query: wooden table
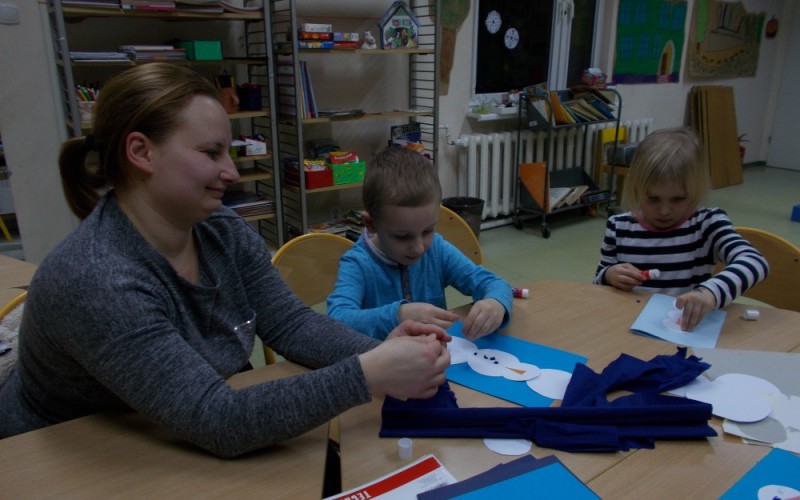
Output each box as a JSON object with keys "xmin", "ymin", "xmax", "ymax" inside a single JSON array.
[
  {"xmin": 338, "ymin": 280, "xmax": 800, "ymax": 499},
  {"xmin": 0, "ymin": 362, "xmax": 332, "ymax": 498}
]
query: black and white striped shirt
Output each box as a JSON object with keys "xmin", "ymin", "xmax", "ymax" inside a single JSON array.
[{"xmin": 593, "ymin": 207, "xmax": 769, "ymax": 308}]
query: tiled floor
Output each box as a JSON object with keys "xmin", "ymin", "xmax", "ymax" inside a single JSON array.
[{"xmin": 447, "ymin": 165, "xmax": 800, "ymax": 309}]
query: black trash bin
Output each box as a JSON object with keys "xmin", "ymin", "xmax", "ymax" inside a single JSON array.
[{"xmin": 442, "ymin": 196, "xmax": 484, "ymax": 239}]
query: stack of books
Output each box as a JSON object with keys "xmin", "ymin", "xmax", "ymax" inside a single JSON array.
[
  {"xmin": 119, "ymin": 45, "xmax": 187, "ymax": 62},
  {"xmin": 222, "ymin": 190, "xmax": 275, "ymax": 218},
  {"xmin": 120, "ymin": 0, "xmax": 177, "ymax": 11}
]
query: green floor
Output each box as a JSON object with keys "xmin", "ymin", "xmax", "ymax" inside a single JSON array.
[{"xmin": 449, "ymin": 165, "xmax": 800, "ymax": 309}]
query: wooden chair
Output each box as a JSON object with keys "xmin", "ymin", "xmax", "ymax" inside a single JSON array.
[
  {"xmin": 266, "ymin": 233, "xmax": 354, "ymax": 363},
  {"xmin": 437, "ymin": 205, "xmax": 483, "ymax": 265},
  {"xmin": 0, "ymin": 290, "xmax": 26, "ymax": 385},
  {"xmin": 713, "ymin": 227, "xmax": 800, "ymax": 312},
  {"xmin": 594, "ymin": 126, "xmax": 628, "ymax": 198}
]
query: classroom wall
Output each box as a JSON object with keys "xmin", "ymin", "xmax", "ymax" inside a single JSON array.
[
  {"xmin": 436, "ymin": 0, "xmax": 794, "ymax": 197},
  {"xmin": 0, "ymin": 0, "xmax": 794, "ymax": 261},
  {"xmin": 0, "ymin": 1, "xmax": 76, "ymax": 264}
]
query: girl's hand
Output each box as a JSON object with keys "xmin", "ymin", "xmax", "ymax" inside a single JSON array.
[
  {"xmin": 461, "ymin": 298, "xmax": 504, "ymax": 340},
  {"xmin": 675, "ymin": 287, "xmax": 716, "ymax": 331},
  {"xmin": 604, "ymin": 263, "xmax": 645, "ymax": 291}
]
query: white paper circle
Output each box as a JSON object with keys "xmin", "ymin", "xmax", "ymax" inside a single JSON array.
[
  {"xmin": 758, "ymin": 485, "xmax": 800, "ymax": 500},
  {"xmin": 668, "ymin": 375, "xmax": 712, "ymax": 397},
  {"xmin": 685, "ymin": 373, "xmax": 778, "ymax": 422},
  {"xmin": 527, "ymin": 368, "xmax": 572, "ymax": 399},
  {"xmin": 484, "ymin": 438, "xmax": 532, "ymax": 456},
  {"xmin": 467, "ymin": 349, "xmax": 520, "ymax": 377},
  {"xmin": 447, "ymin": 336, "xmax": 478, "ymax": 364}
]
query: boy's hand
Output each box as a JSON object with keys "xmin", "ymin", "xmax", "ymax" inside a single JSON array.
[
  {"xmin": 604, "ymin": 263, "xmax": 645, "ymax": 291},
  {"xmin": 359, "ymin": 333, "xmax": 450, "ymax": 400},
  {"xmin": 386, "ymin": 319, "xmax": 451, "ymax": 343},
  {"xmin": 398, "ymin": 302, "xmax": 459, "ymax": 331},
  {"xmin": 675, "ymin": 288, "xmax": 716, "ymax": 331},
  {"xmin": 461, "ymin": 298, "xmax": 504, "ymax": 340}
]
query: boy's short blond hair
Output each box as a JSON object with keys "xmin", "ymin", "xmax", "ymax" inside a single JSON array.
[
  {"xmin": 622, "ymin": 127, "xmax": 710, "ymax": 212},
  {"xmin": 363, "ymin": 147, "xmax": 442, "ymax": 223}
]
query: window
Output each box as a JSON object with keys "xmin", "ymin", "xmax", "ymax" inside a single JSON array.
[{"xmin": 473, "ymin": 0, "xmax": 599, "ymax": 98}]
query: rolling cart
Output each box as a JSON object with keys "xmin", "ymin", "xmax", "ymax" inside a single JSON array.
[{"xmin": 512, "ymin": 84, "xmax": 622, "ymax": 237}]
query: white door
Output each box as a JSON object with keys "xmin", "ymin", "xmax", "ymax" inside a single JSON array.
[{"xmin": 767, "ymin": 5, "xmax": 800, "ymax": 171}]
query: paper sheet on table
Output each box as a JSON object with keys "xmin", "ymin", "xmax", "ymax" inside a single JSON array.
[
  {"xmin": 719, "ymin": 449, "xmax": 800, "ymax": 499},
  {"xmin": 418, "ymin": 455, "xmax": 599, "ymax": 499},
  {"xmin": 630, "ymin": 293, "xmax": 725, "ymax": 348},
  {"xmin": 445, "ymin": 322, "xmax": 587, "ymax": 407},
  {"xmin": 323, "ymin": 454, "xmax": 455, "ymax": 500}
]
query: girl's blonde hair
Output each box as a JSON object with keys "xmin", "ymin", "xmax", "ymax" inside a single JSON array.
[{"xmin": 622, "ymin": 127, "xmax": 710, "ymax": 212}]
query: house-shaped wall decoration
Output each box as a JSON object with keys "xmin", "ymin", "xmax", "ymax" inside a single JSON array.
[{"xmin": 377, "ymin": 1, "xmax": 419, "ymax": 49}]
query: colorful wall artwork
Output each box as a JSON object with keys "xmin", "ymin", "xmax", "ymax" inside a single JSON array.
[
  {"xmin": 687, "ymin": 0, "xmax": 766, "ymax": 77},
  {"xmin": 613, "ymin": 0, "xmax": 688, "ymax": 84}
]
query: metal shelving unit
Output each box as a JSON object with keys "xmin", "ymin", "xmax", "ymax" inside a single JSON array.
[
  {"xmin": 268, "ymin": 0, "xmax": 439, "ymax": 240},
  {"xmin": 46, "ymin": 0, "xmax": 283, "ymax": 247}
]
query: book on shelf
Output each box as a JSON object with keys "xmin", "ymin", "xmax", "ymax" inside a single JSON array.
[
  {"xmin": 120, "ymin": 0, "xmax": 177, "ymax": 11},
  {"xmin": 175, "ymin": 0, "xmax": 224, "ymax": 13},
  {"xmin": 548, "ymin": 185, "xmax": 589, "ymax": 210},
  {"xmin": 62, "ymin": 0, "xmax": 119, "ymax": 8},
  {"xmin": 222, "ymin": 190, "xmax": 275, "ymax": 217},
  {"xmin": 219, "ymin": 1, "xmax": 262, "ymax": 13},
  {"xmin": 549, "ymin": 90, "xmax": 576, "ymax": 125},
  {"xmin": 390, "ymin": 122, "xmax": 422, "ymax": 146},
  {"xmin": 317, "ymin": 109, "xmax": 365, "ymax": 119},
  {"xmin": 69, "ymin": 51, "xmax": 131, "ymax": 62},
  {"xmin": 308, "ymin": 221, "xmax": 349, "ymax": 235}
]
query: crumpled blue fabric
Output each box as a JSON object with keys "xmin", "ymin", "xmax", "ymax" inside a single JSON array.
[{"xmin": 380, "ymin": 347, "xmax": 716, "ymax": 452}]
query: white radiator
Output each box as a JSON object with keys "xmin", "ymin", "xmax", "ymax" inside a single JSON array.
[{"xmin": 455, "ymin": 118, "xmax": 653, "ymax": 220}]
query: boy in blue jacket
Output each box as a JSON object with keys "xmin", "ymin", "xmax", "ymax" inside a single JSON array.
[{"xmin": 328, "ymin": 147, "xmax": 512, "ymax": 340}]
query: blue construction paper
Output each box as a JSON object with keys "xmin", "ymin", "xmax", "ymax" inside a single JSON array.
[
  {"xmin": 446, "ymin": 322, "xmax": 587, "ymax": 407},
  {"xmin": 719, "ymin": 449, "xmax": 800, "ymax": 499},
  {"xmin": 418, "ymin": 455, "xmax": 558, "ymax": 499},
  {"xmin": 630, "ymin": 293, "xmax": 725, "ymax": 349},
  {"xmin": 449, "ymin": 458, "xmax": 599, "ymax": 499}
]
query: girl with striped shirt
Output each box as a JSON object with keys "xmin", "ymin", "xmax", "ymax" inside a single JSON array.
[{"xmin": 593, "ymin": 127, "xmax": 768, "ymax": 332}]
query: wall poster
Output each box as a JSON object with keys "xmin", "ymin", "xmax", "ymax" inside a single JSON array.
[
  {"xmin": 613, "ymin": 0, "xmax": 688, "ymax": 84},
  {"xmin": 687, "ymin": 0, "xmax": 766, "ymax": 77}
]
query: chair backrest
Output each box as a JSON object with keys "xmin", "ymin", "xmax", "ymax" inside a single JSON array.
[
  {"xmin": 595, "ymin": 126, "xmax": 628, "ymax": 171},
  {"xmin": 714, "ymin": 227, "xmax": 800, "ymax": 312},
  {"xmin": 271, "ymin": 232, "xmax": 355, "ymax": 306},
  {"xmin": 437, "ymin": 205, "xmax": 483, "ymax": 265},
  {"xmin": 263, "ymin": 233, "xmax": 354, "ymax": 364},
  {"xmin": 0, "ymin": 290, "xmax": 26, "ymax": 386}
]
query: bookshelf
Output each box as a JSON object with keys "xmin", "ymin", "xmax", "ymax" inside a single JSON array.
[
  {"xmin": 267, "ymin": 0, "xmax": 439, "ymax": 239},
  {"xmin": 46, "ymin": 0, "xmax": 284, "ymax": 247}
]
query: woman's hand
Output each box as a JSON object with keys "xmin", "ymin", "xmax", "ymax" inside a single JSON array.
[
  {"xmin": 359, "ymin": 327, "xmax": 450, "ymax": 400},
  {"xmin": 675, "ymin": 287, "xmax": 716, "ymax": 331},
  {"xmin": 461, "ymin": 298, "xmax": 504, "ymax": 340}
]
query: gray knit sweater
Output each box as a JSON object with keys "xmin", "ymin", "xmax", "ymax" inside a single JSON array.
[{"xmin": 0, "ymin": 194, "xmax": 379, "ymax": 457}]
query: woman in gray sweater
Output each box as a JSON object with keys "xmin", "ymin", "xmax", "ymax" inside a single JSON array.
[{"xmin": 0, "ymin": 63, "xmax": 450, "ymax": 457}]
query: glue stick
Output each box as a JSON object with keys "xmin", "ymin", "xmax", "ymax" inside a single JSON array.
[
  {"xmin": 512, "ymin": 287, "xmax": 529, "ymax": 299},
  {"xmin": 641, "ymin": 269, "xmax": 661, "ymax": 280}
]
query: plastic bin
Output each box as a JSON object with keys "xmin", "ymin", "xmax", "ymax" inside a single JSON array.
[{"xmin": 442, "ymin": 196, "xmax": 484, "ymax": 239}]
